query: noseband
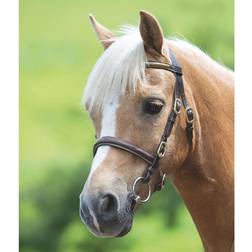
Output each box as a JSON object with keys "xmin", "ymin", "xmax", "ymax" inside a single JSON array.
[{"xmin": 93, "ymin": 49, "xmax": 194, "ymax": 203}]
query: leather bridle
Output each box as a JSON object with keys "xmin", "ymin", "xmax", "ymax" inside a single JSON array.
[{"xmin": 93, "ymin": 49, "xmax": 194, "ymax": 203}]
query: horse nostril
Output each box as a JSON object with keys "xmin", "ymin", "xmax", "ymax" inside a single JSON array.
[{"xmin": 98, "ymin": 193, "xmax": 118, "ymax": 215}]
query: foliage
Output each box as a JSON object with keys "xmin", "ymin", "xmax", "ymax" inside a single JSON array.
[{"xmin": 20, "ymin": 0, "xmax": 233, "ymax": 251}]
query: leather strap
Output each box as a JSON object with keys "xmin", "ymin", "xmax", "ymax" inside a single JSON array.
[
  {"xmin": 93, "ymin": 136, "xmax": 155, "ymax": 165},
  {"xmin": 145, "ymin": 62, "xmax": 182, "ymax": 75}
]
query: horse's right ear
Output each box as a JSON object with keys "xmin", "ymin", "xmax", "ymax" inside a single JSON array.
[{"xmin": 88, "ymin": 14, "xmax": 115, "ymax": 49}]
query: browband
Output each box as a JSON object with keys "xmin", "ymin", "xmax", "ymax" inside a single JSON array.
[{"xmin": 145, "ymin": 62, "xmax": 182, "ymax": 75}]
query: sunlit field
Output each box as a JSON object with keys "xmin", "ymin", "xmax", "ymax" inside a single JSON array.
[{"xmin": 20, "ymin": 0, "xmax": 233, "ymax": 251}]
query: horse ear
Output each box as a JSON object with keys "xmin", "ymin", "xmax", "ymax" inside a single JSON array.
[
  {"xmin": 139, "ymin": 10, "xmax": 164, "ymax": 56},
  {"xmin": 88, "ymin": 14, "xmax": 115, "ymax": 49}
]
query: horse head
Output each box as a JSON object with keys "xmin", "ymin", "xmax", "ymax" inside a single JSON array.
[{"xmin": 79, "ymin": 11, "xmax": 192, "ymax": 237}]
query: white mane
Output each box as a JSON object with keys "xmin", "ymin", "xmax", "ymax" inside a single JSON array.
[
  {"xmin": 83, "ymin": 27, "xmax": 146, "ymax": 111},
  {"xmin": 83, "ymin": 27, "xmax": 233, "ymax": 112}
]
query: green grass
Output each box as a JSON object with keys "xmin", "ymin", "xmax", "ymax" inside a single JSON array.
[{"xmin": 20, "ymin": 0, "xmax": 233, "ymax": 251}]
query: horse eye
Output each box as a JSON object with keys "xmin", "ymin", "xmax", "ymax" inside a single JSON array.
[{"xmin": 143, "ymin": 100, "xmax": 164, "ymax": 115}]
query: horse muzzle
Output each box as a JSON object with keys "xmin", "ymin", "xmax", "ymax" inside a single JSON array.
[{"xmin": 79, "ymin": 192, "xmax": 135, "ymax": 237}]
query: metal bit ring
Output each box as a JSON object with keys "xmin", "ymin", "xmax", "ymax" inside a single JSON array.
[{"xmin": 132, "ymin": 176, "xmax": 151, "ymax": 203}]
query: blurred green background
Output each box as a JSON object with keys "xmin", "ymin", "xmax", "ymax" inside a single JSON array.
[{"xmin": 20, "ymin": 0, "xmax": 233, "ymax": 251}]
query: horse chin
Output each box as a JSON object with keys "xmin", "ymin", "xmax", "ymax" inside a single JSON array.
[
  {"xmin": 114, "ymin": 201, "xmax": 135, "ymax": 237},
  {"xmin": 116, "ymin": 221, "xmax": 133, "ymax": 237},
  {"xmin": 93, "ymin": 211, "xmax": 134, "ymax": 238}
]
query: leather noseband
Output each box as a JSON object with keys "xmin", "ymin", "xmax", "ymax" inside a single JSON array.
[{"xmin": 93, "ymin": 49, "xmax": 194, "ymax": 203}]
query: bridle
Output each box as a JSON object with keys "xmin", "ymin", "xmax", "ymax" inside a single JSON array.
[{"xmin": 93, "ymin": 49, "xmax": 194, "ymax": 203}]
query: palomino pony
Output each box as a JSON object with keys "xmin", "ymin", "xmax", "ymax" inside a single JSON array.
[{"xmin": 79, "ymin": 11, "xmax": 234, "ymax": 252}]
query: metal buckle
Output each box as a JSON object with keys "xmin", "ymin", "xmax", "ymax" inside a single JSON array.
[
  {"xmin": 132, "ymin": 176, "xmax": 151, "ymax": 203},
  {"xmin": 174, "ymin": 98, "xmax": 182, "ymax": 114},
  {"xmin": 161, "ymin": 173, "xmax": 166, "ymax": 187},
  {"xmin": 157, "ymin": 141, "xmax": 166, "ymax": 158},
  {"xmin": 186, "ymin": 107, "xmax": 194, "ymax": 123},
  {"xmin": 154, "ymin": 170, "xmax": 166, "ymax": 191},
  {"xmin": 159, "ymin": 169, "xmax": 166, "ymax": 189}
]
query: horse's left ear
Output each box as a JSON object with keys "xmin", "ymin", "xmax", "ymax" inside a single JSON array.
[
  {"xmin": 88, "ymin": 14, "xmax": 115, "ymax": 49},
  {"xmin": 139, "ymin": 11, "xmax": 165, "ymax": 56}
]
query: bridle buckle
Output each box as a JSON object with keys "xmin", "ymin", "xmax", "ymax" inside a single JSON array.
[
  {"xmin": 186, "ymin": 106, "xmax": 194, "ymax": 123},
  {"xmin": 161, "ymin": 173, "xmax": 166, "ymax": 187},
  {"xmin": 157, "ymin": 141, "xmax": 167, "ymax": 158},
  {"xmin": 174, "ymin": 98, "xmax": 182, "ymax": 114}
]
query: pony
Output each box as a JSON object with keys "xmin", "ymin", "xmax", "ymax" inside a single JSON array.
[{"xmin": 79, "ymin": 11, "xmax": 234, "ymax": 252}]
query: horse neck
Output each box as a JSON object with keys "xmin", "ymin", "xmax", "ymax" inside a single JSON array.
[{"xmin": 167, "ymin": 40, "xmax": 234, "ymax": 252}]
